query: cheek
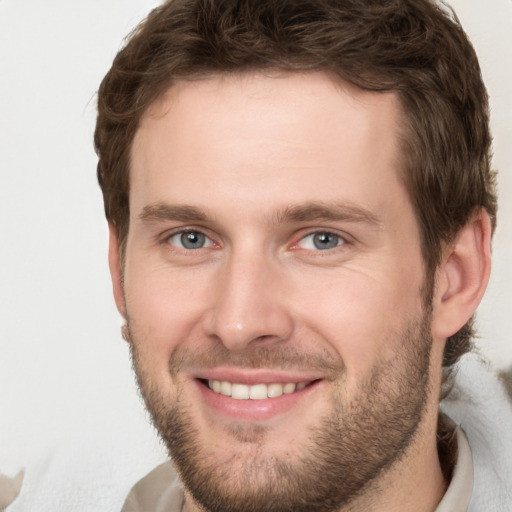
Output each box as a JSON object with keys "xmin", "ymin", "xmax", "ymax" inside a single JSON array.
[
  {"xmin": 124, "ymin": 261, "xmax": 214, "ymax": 365},
  {"xmin": 293, "ymin": 264, "xmax": 425, "ymax": 378}
]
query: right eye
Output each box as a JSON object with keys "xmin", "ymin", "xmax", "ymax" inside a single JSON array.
[
  {"xmin": 296, "ymin": 231, "xmax": 346, "ymax": 251},
  {"xmin": 167, "ymin": 230, "xmax": 214, "ymax": 250}
]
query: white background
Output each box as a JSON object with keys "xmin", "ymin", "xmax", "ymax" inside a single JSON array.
[{"xmin": 1, "ymin": 0, "xmax": 511, "ymax": 487}]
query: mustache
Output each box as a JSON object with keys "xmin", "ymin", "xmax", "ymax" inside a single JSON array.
[{"xmin": 168, "ymin": 343, "xmax": 344, "ymax": 379}]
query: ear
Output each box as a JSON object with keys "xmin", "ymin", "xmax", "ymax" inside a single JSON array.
[
  {"xmin": 108, "ymin": 222, "xmax": 127, "ymax": 319},
  {"xmin": 431, "ymin": 209, "xmax": 492, "ymax": 339}
]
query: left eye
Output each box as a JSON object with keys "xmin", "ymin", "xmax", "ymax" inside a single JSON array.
[
  {"xmin": 297, "ymin": 232, "xmax": 345, "ymax": 250},
  {"xmin": 168, "ymin": 231, "xmax": 213, "ymax": 250}
]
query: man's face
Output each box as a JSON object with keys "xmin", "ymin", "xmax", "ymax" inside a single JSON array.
[{"xmin": 117, "ymin": 72, "xmax": 436, "ymax": 511}]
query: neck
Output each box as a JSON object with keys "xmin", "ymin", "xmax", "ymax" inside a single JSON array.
[{"xmin": 348, "ymin": 421, "xmax": 447, "ymax": 511}]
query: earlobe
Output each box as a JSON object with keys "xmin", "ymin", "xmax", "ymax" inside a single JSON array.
[
  {"xmin": 108, "ymin": 223, "xmax": 127, "ymax": 318},
  {"xmin": 431, "ymin": 209, "xmax": 492, "ymax": 339}
]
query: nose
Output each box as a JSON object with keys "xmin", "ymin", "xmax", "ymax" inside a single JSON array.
[{"xmin": 202, "ymin": 250, "xmax": 294, "ymax": 352}]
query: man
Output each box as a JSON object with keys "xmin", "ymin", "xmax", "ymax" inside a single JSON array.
[{"xmin": 94, "ymin": 0, "xmax": 511, "ymax": 511}]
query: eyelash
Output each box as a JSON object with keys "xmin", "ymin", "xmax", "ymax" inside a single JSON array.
[
  {"xmin": 294, "ymin": 231, "xmax": 347, "ymax": 251},
  {"xmin": 161, "ymin": 228, "xmax": 350, "ymax": 253},
  {"xmin": 164, "ymin": 229, "xmax": 216, "ymax": 250}
]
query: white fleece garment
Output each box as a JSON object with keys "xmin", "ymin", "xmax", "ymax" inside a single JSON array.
[{"xmin": 440, "ymin": 352, "xmax": 512, "ymax": 510}]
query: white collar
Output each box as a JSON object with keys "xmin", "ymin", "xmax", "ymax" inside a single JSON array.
[{"xmin": 435, "ymin": 426, "xmax": 473, "ymax": 512}]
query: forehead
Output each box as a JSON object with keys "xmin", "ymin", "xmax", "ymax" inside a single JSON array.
[
  {"xmin": 139, "ymin": 72, "xmax": 401, "ymax": 155},
  {"xmin": 130, "ymin": 71, "xmax": 408, "ymax": 222}
]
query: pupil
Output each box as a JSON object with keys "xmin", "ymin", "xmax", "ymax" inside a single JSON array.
[
  {"xmin": 181, "ymin": 231, "xmax": 204, "ymax": 249},
  {"xmin": 313, "ymin": 232, "xmax": 337, "ymax": 250}
]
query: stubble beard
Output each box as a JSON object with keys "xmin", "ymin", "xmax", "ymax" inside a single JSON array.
[{"xmin": 128, "ymin": 313, "xmax": 433, "ymax": 512}]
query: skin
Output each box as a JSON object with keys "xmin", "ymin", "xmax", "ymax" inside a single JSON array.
[{"xmin": 109, "ymin": 72, "xmax": 492, "ymax": 511}]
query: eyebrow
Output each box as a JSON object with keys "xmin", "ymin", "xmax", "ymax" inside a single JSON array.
[
  {"xmin": 139, "ymin": 203, "xmax": 208, "ymax": 223},
  {"xmin": 272, "ymin": 202, "xmax": 382, "ymax": 227},
  {"xmin": 138, "ymin": 201, "xmax": 381, "ymax": 228}
]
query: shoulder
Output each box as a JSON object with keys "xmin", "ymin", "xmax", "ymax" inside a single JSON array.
[{"xmin": 440, "ymin": 353, "xmax": 512, "ymax": 510}]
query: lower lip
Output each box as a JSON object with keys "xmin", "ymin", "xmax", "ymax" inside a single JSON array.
[{"xmin": 194, "ymin": 379, "xmax": 321, "ymax": 422}]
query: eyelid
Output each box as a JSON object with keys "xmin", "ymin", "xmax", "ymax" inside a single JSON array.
[
  {"xmin": 158, "ymin": 226, "xmax": 352, "ymax": 252},
  {"xmin": 293, "ymin": 229, "xmax": 351, "ymax": 251},
  {"xmin": 161, "ymin": 226, "xmax": 218, "ymax": 249}
]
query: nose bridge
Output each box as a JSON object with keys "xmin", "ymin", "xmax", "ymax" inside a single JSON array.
[{"xmin": 206, "ymin": 246, "xmax": 292, "ymax": 351}]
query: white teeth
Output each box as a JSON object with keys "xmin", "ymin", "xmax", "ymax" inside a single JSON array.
[
  {"xmin": 249, "ymin": 384, "xmax": 268, "ymax": 400},
  {"xmin": 267, "ymin": 383, "xmax": 285, "ymax": 398},
  {"xmin": 220, "ymin": 381, "xmax": 232, "ymax": 396},
  {"xmin": 208, "ymin": 380, "xmax": 310, "ymax": 399},
  {"xmin": 231, "ymin": 383, "xmax": 250, "ymax": 399},
  {"xmin": 283, "ymin": 382, "xmax": 296, "ymax": 394}
]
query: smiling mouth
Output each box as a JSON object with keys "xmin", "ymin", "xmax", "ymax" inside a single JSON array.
[{"xmin": 206, "ymin": 380, "xmax": 315, "ymax": 400}]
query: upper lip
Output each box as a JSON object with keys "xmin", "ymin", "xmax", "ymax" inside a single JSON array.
[{"xmin": 190, "ymin": 367, "xmax": 324, "ymax": 385}]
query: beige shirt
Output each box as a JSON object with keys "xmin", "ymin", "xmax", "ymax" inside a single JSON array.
[
  {"xmin": 0, "ymin": 471, "xmax": 24, "ymax": 512},
  {"xmin": 121, "ymin": 427, "xmax": 473, "ymax": 512}
]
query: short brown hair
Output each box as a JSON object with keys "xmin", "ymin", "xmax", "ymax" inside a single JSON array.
[{"xmin": 95, "ymin": 0, "xmax": 497, "ymax": 372}]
